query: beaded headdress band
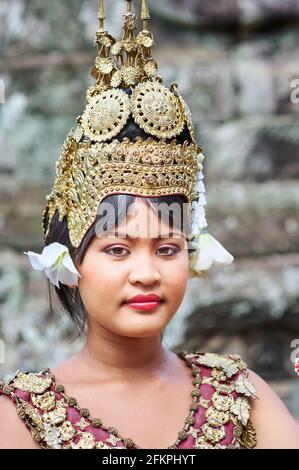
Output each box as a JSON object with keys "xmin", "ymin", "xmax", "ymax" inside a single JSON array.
[{"xmin": 35, "ymin": 0, "xmax": 234, "ymax": 286}]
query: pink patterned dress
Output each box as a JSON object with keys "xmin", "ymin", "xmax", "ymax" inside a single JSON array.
[{"xmin": 0, "ymin": 350, "xmax": 258, "ymax": 449}]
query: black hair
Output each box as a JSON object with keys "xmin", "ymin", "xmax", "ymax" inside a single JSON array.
[{"xmin": 44, "ymin": 118, "xmax": 196, "ymax": 336}]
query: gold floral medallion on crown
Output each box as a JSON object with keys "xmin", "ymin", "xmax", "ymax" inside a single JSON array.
[
  {"xmin": 131, "ymin": 81, "xmax": 186, "ymax": 139},
  {"xmin": 81, "ymin": 89, "xmax": 131, "ymax": 142}
]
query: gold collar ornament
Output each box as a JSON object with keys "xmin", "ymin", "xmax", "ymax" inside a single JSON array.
[{"xmin": 40, "ymin": 0, "xmax": 234, "ymax": 280}]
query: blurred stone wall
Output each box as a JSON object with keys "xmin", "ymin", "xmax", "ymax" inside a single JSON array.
[{"xmin": 0, "ymin": 0, "xmax": 298, "ymax": 417}]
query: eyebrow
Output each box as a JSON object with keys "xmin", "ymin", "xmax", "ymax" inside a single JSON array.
[{"xmin": 104, "ymin": 231, "xmax": 185, "ymax": 240}]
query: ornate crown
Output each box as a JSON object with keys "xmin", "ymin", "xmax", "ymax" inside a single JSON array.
[{"xmin": 42, "ymin": 0, "xmax": 234, "ymax": 277}]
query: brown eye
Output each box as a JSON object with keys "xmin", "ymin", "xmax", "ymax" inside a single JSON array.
[
  {"xmin": 104, "ymin": 246, "xmax": 129, "ymax": 257},
  {"xmin": 157, "ymin": 246, "xmax": 180, "ymax": 256}
]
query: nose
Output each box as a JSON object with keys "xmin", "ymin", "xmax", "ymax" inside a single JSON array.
[{"xmin": 128, "ymin": 253, "xmax": 162, "ymax": 285}]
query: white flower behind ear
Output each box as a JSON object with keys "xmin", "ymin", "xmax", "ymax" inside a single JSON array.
[{"xmin": 24, "ymin": 242, "xmax": 81, "ymax": 288}]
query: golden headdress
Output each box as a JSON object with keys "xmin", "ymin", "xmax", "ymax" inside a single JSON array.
[{"xmin": 41, "ymin": 0, "xmax": 234, "ymax": 279}]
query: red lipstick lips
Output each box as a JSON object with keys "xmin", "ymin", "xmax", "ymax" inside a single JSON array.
[{"xmin": 123, "ymin": 294, "xmax": 164, "ymax": 312}]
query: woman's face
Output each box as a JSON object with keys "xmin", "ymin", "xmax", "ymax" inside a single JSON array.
[{"xmin": 77, "ymin": 197, "xmax": 189, "ymax": 338}]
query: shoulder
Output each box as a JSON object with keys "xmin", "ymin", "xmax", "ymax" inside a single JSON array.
[
  {"xmin": 187, "ymin": 350, "xmax": 299, "ymax": 448},
  {"xmin": 246, "ymin": 368, "xmax": 299, "ymax": 449},
  {"xmin": 0, "ymin": 370, "xmax": 44, "ymax": 449}
]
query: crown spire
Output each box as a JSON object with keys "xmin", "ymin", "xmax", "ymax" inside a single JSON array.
[
  {"xmin": 122, "ymin": 0, "xmax": 137, "ymax": 41},
  {"xmin": 126, "ymin": 0, "xmax": 133, "ymax": 13},
  {"xmin": 98, "ymin": 0, "xmax": 105, "ymax": 30},
  {"xmin": 141, "ymin": 0, "xmax": 150, "ymax": 31}
]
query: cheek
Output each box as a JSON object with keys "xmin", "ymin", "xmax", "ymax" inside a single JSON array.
[
  {"xmin": 77, "ymin": 258, "xmax": 114, "ymax": 318},
  {"xmin": 77, "ymin": 254, "xmax": 107, "ymax": 299},
  {"xmin": 162, "ymin": 252, "xmax": 189, "ymax": 296},
  {"xmin": 79, "ymin": 250, "xmax": 114, "ymax": 281},
  {"xmin": 176, "ymin": 248, "xmax": 190, "ymax": 276},
  {"xmin": 77, "ymin": 252, "xmax": 124, "ymax": 307},
  {"xmin": 79, "ymin": 260, "xmax": 100, "ymax": 286}
]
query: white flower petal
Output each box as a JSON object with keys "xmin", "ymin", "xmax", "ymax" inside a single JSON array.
[
  {"xmin": 198, "ymin": 215, "xmax": 208, "ymax": 229},
  {"xmin": 198, "ymin": 194, "xmax": 206, "ymax": 205},
  {"xmin": 41, "ymin": 243, "xmax": 69, "ymax": 268},
  {"xmin": 194, "ymin": 246, "xmax": 214, "ymax": 270},
  {"xmin": 196, "ymin": 181, "xmax": 205, "ymax": 192},
  {"xmin": 45, "ymin": 267, "xmax": 60, "ymax": 288},
  {"xmin": 189, "ymin": 232, "xmax": 234, "ymax": 271},
  {"xmin": 24, "ymin": 242, "xmax": 80, "ymax": 288},
  {"xmin": 62, "ymin": 253, "xmax": 81, "ymax": 276},
  {"xmin": 58, "ymin": 269, "xmax": 80, "ymax": 287},
  {"xmin": 206, "ymin": 234, "xmax": 235, "ymax": 266},
  {"xmin": 24, "ymin": 251, "xmax": 45, "ymax": 271}
]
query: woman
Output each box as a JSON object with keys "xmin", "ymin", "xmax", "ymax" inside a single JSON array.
[
  {"xmin": 1, "ymin": 0, "xmax": 299, "ymax": 450},
  {"xmin": 1, "ymin": 191, "xmax": 299, "ymax": 449}
]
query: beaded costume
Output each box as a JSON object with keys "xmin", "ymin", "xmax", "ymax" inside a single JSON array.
[{"xmin": 0, "ymin": 352, "xmax": 258, "ymax": 449}]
